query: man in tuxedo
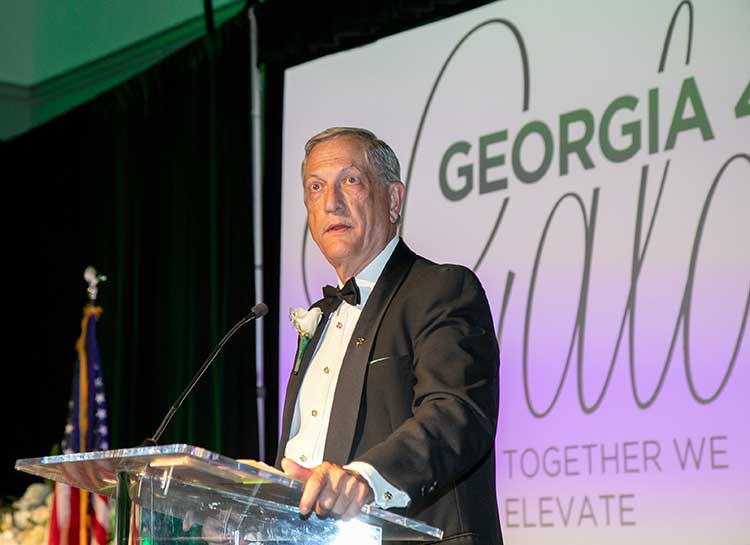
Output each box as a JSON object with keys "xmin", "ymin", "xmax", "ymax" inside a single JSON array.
[{"xmin": 278, "ymin": 127, "xmax": 502, "ymax": 545}]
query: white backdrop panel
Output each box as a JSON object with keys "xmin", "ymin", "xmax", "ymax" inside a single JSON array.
[{"xmin": 279, "ymin": 1, "xmax": 750, "ymax": 543}]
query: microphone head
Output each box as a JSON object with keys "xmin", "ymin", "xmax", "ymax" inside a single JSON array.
[{"xmin": 251, "ymin": 302, "xmax": 269, "ymax": 318}]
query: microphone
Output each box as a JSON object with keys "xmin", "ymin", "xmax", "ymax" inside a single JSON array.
[{"xmin": 141, "ymin": 303, "xmax": 268, "ymax": 446}]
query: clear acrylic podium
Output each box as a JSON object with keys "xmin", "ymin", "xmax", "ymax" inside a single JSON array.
[{"xmin": 15, "ymin": 444, "xmax": 442, "ymax": 544}]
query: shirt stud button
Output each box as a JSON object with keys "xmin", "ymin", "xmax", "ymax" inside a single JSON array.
[
  {"xmin": 323, "ymin": 366, "xmax": 330, "ymax": 374},
  {"xmin": 299, "ymin": 455, "xmax": 306, "ymax": 462},
  {"xmin": 336, "ymin": 321, "xmax": 343, "ymax": 329},
  {"xmin": 311, "ymin": 409, "xmax": 318, "ymax": 417},
  {"xmin": 383, "ymin": 491, "xmax": 392, "ymax": 501}
]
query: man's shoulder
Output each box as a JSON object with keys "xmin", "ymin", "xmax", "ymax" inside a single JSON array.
[
  {"xmin": 396, "ymin": 240, "xmax": 473, "ymax": 274},
  {"xmin": 408, "ymin": 250, "xmax": 482, "ymax": 286},
  {"xmin": 398, "ymin": 250, "xmax": 489, "ymax": 310}
]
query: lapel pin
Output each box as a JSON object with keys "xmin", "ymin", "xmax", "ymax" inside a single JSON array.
[{"xmin": 355, "ymin": 337, "xmax": 365, "ymax": 346}]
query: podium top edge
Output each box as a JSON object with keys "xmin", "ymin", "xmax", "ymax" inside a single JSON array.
[{"xmin": 15, "ymin": 443, "xmax": 215, "ymax": 468}]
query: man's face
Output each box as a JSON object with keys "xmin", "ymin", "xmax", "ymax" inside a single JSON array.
[{"xmin": 303, "ymin": 136, "xmax": 403, "ymax": 278}]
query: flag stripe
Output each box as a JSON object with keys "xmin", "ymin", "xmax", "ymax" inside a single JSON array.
[
  {"xmin": 48, "ymin": 487, "xmax": 59, "ymax": 545},
  {"xmin": 91, "ymin": 495, "xmax": 108, "ymax": 545}
]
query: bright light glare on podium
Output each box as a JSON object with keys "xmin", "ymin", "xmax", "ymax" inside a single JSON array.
[{"xmin": 332, "ymin": 519, "xmax": 381, "ymax": 545}]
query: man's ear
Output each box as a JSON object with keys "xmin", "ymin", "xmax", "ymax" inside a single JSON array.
[{"xmin": 388, "ymin": 181, "xmax": 405, "ymax": 224}]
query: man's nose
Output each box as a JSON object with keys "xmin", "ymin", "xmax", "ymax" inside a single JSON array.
[{"xmin": 323, "ymin": 183, "xmax": 344, "ymax": 213}]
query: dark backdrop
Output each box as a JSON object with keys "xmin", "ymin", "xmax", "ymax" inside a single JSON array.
[{"xmin": 2, "ymin": 13, "xmax": 257, "ymax": 496}]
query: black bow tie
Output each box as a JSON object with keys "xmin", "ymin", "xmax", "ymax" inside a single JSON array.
[{"xmin": 322, "ymin": 277, "xmax": 361, "ymax": 311}]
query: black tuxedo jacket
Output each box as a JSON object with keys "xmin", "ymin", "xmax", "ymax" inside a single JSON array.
[{"xmin": 278, "ymin": 240, "xmax": 502, "ymax": 545}]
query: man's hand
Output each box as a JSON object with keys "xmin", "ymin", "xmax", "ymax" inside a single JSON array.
[{"xmin": 281, "ymin": 458, "xmax": 374, "ymax": 519}]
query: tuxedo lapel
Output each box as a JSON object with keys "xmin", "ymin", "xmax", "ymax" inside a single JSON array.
[
  {"xmin": 323, "ymin": 241, "xmax": 416, "ymax": 465},
  {"xmin": 276, "ymin": 307, "xmax": 330, "ymax": 467}
]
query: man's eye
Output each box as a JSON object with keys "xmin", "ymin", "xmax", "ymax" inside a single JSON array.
[
  {"xmin": 346, "ymin": 176, "xmax": 359, "ymax": 184},
  {"xmin": 310, "ymin": 182, "xmax": 322, "ymax": 191}
]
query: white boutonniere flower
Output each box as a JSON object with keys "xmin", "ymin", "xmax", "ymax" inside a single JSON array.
[
  {"xmin": 289, "ymin": 307, "xmax": 322, "ymax": 374},
  {"xmin": 290, "ymin": 307, "xmax": 322, "ymax": 338}
]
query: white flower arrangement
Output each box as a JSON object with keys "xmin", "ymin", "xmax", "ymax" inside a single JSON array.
[
  {"xmin": 0, "ymin": 483, "xmax": 51, "ymax": 545},
  {"xmin": 1, "ymin": 483, "xmax": 116, "ymax": 545}
]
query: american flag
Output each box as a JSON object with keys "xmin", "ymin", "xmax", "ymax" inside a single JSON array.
[{"xmin": 47, "ymin": 305, "xmax": 110, "ymax": 545}]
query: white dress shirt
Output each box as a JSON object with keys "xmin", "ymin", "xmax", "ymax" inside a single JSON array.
[{"xmin": 284, "ymin": 235, "xmax": 410, "ymax": 509}]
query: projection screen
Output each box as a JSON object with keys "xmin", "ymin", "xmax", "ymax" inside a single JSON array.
[{"xmin": 278, "ymin": 1, "xmax": 749, "ymax": 543}]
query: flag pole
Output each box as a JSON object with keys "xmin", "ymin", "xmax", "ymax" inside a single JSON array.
[
  {"xmin": 78, "ymin": 267, "xmax": 107, "ymax": 545},
  {"xmin": 83, "ymin": 266, "xmax": 106, "ymax": 305},
  {"xmin": 76, "ymin": 265, "xmax": 107, "ymax": 545}
]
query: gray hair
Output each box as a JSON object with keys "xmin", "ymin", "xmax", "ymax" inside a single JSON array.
[{"xmin": 301, "ymin": 127, "xmax": 401, "ymax": 185}]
